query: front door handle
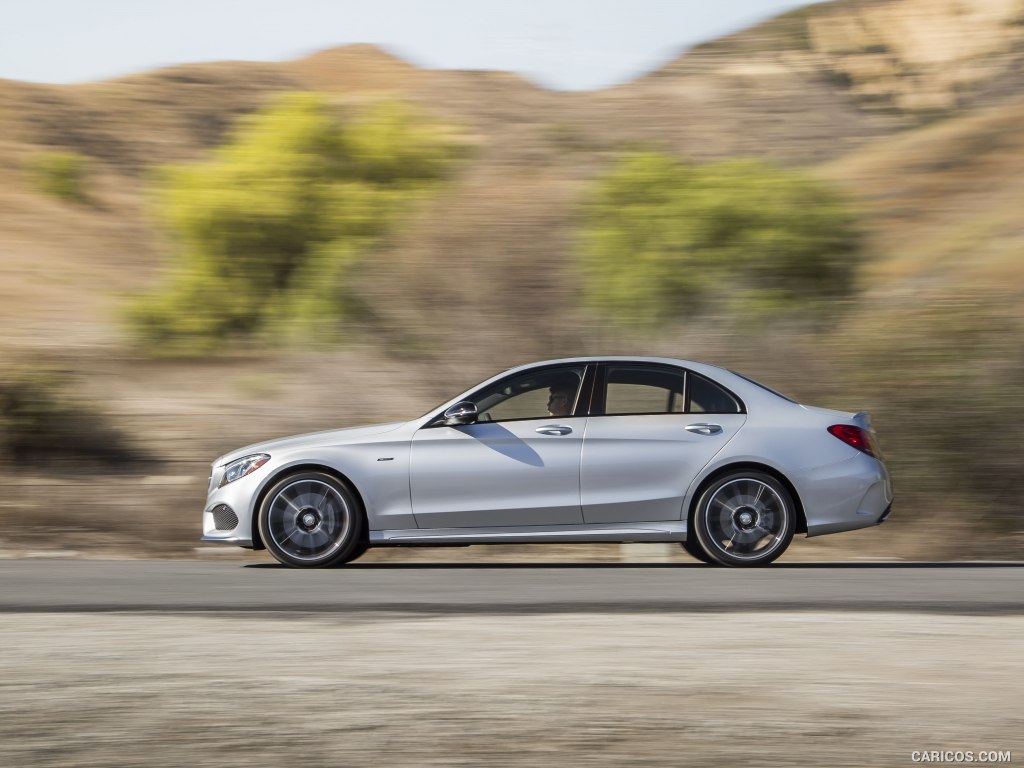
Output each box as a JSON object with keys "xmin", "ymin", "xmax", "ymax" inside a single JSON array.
[
  {"xmin": 536, "ymin": 425, "xmax": 573, "ymax": 436},
  {"xmin": 685, "ymin": 423, "xmax": 723, "ymax": 436}
]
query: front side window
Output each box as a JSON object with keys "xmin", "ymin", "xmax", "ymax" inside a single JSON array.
[
  {"xmin": 604, "ymin": 365, "xmax": 686, "ymax": 415},
  {"xmin": 471, "ymin": 366, "xmax": 586, "ymax": 422}
]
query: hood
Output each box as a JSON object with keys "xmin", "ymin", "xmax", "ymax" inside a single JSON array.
[{"xmin": 214, "ymin": 421, "xmax": 405, "ymax": 466}]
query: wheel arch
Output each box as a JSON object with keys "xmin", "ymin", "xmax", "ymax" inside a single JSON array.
[
  {"xmin": 250, "ymin": 463, "xmax": 368, "ymax": 551},
  {"xmin": 686, "ymin": 462, "xmax": 807, "ymax": 540}
]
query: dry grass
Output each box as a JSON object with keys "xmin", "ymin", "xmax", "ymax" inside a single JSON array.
[{"xmin": 1, "ymin": 612, "xmax": 1020, "ymax": 766}]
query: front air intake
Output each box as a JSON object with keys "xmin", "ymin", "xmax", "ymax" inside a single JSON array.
[{"xmin": 212, "ymin": 504, "xmax": 239, "ymax": 531}]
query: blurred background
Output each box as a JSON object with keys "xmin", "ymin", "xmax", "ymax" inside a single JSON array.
[{"xmin": 1, "ymin": 0, "xmax": 1022, "ymax": 561}]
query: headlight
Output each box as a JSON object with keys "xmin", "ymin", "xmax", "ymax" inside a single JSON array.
[{"xmin": 219, "ymin": 454, "xmax": 270, "ymax": 487}]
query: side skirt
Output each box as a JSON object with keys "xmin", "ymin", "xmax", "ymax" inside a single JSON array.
[{"xmin": 369, "ymin": 521, "xmax": 688, "ymax": 546}]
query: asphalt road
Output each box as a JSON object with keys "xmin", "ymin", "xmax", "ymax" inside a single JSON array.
[{"xmin": 1, "ymin": 559, "xmax": 1022, "ymax": 613}]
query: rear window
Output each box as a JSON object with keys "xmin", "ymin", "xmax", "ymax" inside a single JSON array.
[{"xmin": 728, "ymin": 370, "xmax": 797, "ymax": 403}]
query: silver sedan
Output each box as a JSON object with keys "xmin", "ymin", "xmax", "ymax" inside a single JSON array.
[{"xmin": 201, "ymin": 357, "xmax": 893, "ymax": 567}]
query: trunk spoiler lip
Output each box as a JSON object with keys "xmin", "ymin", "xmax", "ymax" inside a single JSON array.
[
  {"xmin": 852, "ymin": 411, "xmax": 873, "ymax": 430},
  {"xmin": 852, "ymin": 411, "xmax": 887, "ymax": 460}
]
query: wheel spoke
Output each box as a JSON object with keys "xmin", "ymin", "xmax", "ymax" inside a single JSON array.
[
  {"xmin": 713, "ymin": 497, "xmax": 738, "ymax": 514},
  {"xmin": 753, "ymin": 482, "xmax": 765, "ymax": 505},
  {"xmin": 283, "ymin": 526, "xmax": 303, "ymax": 545}
]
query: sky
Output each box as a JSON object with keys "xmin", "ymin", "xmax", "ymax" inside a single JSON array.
[{"xmin": 1, "ymin": 0, "xmax": 815, "ymax": 91}]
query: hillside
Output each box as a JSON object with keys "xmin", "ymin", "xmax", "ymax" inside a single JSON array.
[{"xmin": 0, "ymin": 0, "xmax": 1021, "ymax": 560}]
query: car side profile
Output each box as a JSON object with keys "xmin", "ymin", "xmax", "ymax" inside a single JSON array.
[{"xmin": 201, "ymin": 357, "xmax": 893, "ymax": 567}]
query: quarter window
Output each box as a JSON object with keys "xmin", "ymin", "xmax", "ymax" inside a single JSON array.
[{"xmin": 688, "ymin": 373, "xmax": 742, "ymax": 414}]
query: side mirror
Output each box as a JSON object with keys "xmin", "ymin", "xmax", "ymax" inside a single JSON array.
[{"xmin": 443, "ymin": 401, "xmax": 478, "ymax": 426}]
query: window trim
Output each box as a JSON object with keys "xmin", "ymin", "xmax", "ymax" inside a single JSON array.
[{"xmin": 594, "ymin": 362, "xmax": 746, "ymax": 417}]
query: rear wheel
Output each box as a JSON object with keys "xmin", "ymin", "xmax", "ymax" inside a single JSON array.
[
  {"xmin": 693, "ymin": 471, "xmax": 794, "ymax": 567},
  {"xmin": 333, "ymin": 540, "xmax": 371, "ymax": 566},
  {"xmin": 258, "ymin": 471, "xmax": 366, "ymax": 568}
]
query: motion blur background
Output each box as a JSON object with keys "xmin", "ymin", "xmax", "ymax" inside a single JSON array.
[{"xmin": 1, "ymin": 0, "xmax": 1022, "ymax": 560}]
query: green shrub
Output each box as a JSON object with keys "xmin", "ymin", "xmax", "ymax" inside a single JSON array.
[
  {"xmin": 29, "ymin": 151, "xmax": 92, "ymax": 204},
  {"xmin": 128, "ymin": 94, "xmax": 462, "ymax": 356},
  {"xmin": 578, "ymin": 152, "xmax": 862, "ymax": 325},
  {"xmin": 0, "ymin": 369, "xmax": 135, "ymax": 465}
]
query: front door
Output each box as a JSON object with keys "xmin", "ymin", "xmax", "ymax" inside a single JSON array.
[{"xmin": 410, "ymin": 364, "xmax": 590, "ymax": 529}]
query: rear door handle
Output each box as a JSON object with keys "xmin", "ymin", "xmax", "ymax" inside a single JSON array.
[
  {"xmin": 536, "ymin": 425, "xmax": 573, "ymax": 436},
  {"xmin": 685, "ymin": 423, "xmax": 723, "ymax": 436}
]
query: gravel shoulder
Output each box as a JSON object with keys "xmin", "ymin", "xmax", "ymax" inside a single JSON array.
[{"xmin": 2, "ymin": 612, "xmax": 1020, "ymax": 766}]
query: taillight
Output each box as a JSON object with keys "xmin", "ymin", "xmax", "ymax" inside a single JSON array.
[{"xmin": 828, "ymin": 424, "xmax": 877, "ymax": 457}]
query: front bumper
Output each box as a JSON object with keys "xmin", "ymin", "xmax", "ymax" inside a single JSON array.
[
  {"xmin": 199, "ymin": 534, "xmax": 255, "ymax": 548},
  {"xmin": 199, "ymin": 463, "xmax": 263, "ymax": 548}
]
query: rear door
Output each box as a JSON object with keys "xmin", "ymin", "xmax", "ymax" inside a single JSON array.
[{"xmin": 580, "ymin": 363, "xmax": 746, "ymax": 523}]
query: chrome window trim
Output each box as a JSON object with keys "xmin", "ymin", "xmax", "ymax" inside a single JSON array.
[{"xmin": 594, "ymin": 361, "xmax": 745, "ymax": 417}]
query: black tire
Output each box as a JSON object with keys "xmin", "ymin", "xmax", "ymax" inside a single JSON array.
[
  {"xmin": 692, "ymin": 471, "xmax": 794, "ymax": 567},
  {"xmin": 332, "ymin": 539, "xmax": 371, "ymax": 566},
  {"xmin": 258, "ymin": 471, "xmax": 366, "ymax": 568},
  {"xmin": 680, "ymin": 538, "xmax": 718, "ymax": 565}
]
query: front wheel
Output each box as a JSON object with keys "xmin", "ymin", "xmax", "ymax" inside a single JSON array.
[
  {"xmin": 692, "ymin": 471, "xmax": 794, "ymax": 567},
  {"xmin": 680, "ymin": 539, "xmax": 717, "ymax": 565},
  {"xmin": 258, "ymin": 471, "xmax": 366, "ymax": 568}
]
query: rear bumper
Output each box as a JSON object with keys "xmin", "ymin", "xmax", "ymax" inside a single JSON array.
[
  {"xmin": 802, "ymin": 453, "xmax": 894, "ymax": 537},
  {"xmin": 877, "ymin": 503, "xmax": 893, "ymax": 525}
]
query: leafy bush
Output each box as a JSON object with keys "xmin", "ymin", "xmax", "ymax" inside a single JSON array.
[
  {"xmin": 578, "ymin": 152, "xmax": 862, "ymax": 324},
  {"xmin": 128, "ymin": 94, "xmax": 462, "ymax": 355},
  {"xmin": 840, "ymin": 297, "xmax": 1024, "ymax": 535},
  {"xmin": 0, "ymin": 369, "xmax": 135, "ymax": 466},
  {"xmin": 29, "ymin": 151, "xmax": 92, "ymax": 204}
]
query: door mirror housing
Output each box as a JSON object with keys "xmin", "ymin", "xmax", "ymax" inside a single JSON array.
[{"xmin": 443, "ymin": 401, "xmax": 478, "ymax": 426}]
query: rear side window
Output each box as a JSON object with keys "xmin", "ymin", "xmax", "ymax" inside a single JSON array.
[
  {"xmin": 605, "ymin": 365, "xmax": 686, "ymax": 415},
  {"xmin": 688, "ymin": 373, "xmax": 742, "ymax": 414}
]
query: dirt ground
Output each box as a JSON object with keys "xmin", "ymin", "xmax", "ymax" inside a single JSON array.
[{"xmin": 1, "ymin": 612, "xmax": 1019, "ymax": 767}]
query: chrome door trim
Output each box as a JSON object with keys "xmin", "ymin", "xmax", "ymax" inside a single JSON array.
[
  {"xmin": 685, "ymin": 423, "xmax": 724, "ymax": 436},
  {"xmin": 535, "ymin": 425, "xmax": 573, "ymax": 436}
]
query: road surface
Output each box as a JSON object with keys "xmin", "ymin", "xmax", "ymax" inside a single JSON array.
[{"xmin": 1, "ymin": 559, "xmax": 1021, "ymax": 613}]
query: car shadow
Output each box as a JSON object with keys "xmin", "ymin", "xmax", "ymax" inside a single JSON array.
[
  {"xmin": 243, "ymin": 561, "xmax": 1024, "ymax": 570},
  {"xmin": 459, "ymin": 422, "xmax": 545, "ymax": 466},
  {"xmin": 764, "ymin": 561, "xmax": 1024, "ymax": 569}
]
